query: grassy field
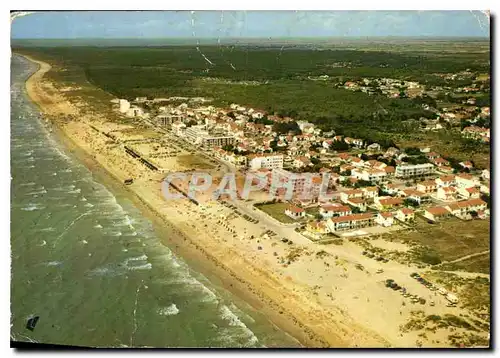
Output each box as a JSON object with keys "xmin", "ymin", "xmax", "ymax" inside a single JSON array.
[
  {"xmin": 438, "ymin": 255, "xmax": 490, "ymax": 275},
  {"xmin": 176, "ymin": 154, "xmax": 216, "ymax": 170},
  {"xmin": 384, "ymin": 217, "xmax": 490, "ymax": 271},
  {"xmin": 396, "ymin": 130, "xmax": 490, "ymax": 169},
  {"xmin": 255, "ymin": 202, "xmax": 301, "ymax": 224}
]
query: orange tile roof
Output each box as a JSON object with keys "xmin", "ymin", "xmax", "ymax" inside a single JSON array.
[
  {"xmin": 378, "ymin": 197, "xmax": 404, "ymax": 206},
  {"xmin": 400, "ymin": 208, "xmax": 414, "ymax": 215},
  {"xmin": 426, "ymin": 206, "xmax": 450, "ymax": 216},
  {"xmin": 321, "ymin": 205, "xmax": 351, "ymax": 212},
  {"xmin": 286, "ymin": 205, "xmax": 304, "ymax": 213}
]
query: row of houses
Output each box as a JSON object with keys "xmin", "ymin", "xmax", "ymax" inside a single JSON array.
[
  {"xmin": 303, "ymin": 208, "xmax": 416, "ymax": 235},
  {"xmin": 462, "ymin": 126, "xmax": 490, "ymax": 143},
  {"xmin": 423, "ymin": 198, "xmax": 489, "ymax": 222}
]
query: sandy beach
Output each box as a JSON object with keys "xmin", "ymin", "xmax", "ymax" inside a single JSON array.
[{"xmin": 19, "ymin": 53, "xmax": 485, "ymax": 348}]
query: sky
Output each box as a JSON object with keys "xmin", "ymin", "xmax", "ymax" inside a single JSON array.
[{"xmin": 11, "ymin": 11, "xmax": 490, "ymax": 39}]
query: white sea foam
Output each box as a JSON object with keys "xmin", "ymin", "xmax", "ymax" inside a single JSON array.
[
  {"xmin": 51, "ymin": 185, "xmax": 75, "ymax": 191},
  {"xmin": 84, "ymin": 203, "xmax": 94, "ymax": 208},
  {"xmin": 80, "ymin": 197, "xmax": 87, "ymax": 202},
  {"xmin": 220, "ymin": 305, "xmax": 259, "ymax": 347},
  {"xmin": 219, "ymin": 305, "xmax": 258, "ymax": 341},
  {"xmin": 39, "ymin": 227, "xmax": 55, "ymax": 232},
  {"xmin": 125, "ymin": 254, "xmax": 148, "ymax": 264},
  {"xmin": 171, "ymin": 260, "xmax": 181, "ymax": 268},
  {"xmin": 19, "ymin": 182, "xmax": 35, "ymax": 187},
  {"xmin": 39, "ymin": 240, "xmax": 47, "ymax": 247},
  {"xmin": 26, "ymin": 188, "xmax": 47, "ymax": 196},
  {"xmin": 68, "ymin": 188, "xmax": 81, "ymax": 194},
  {"xmin": 94, "ymin": 224, "xmax": 103, "ymax": 229},
  {"xmin": 158, "ymin": 304, "xmax": 180, "ymax": 316},
  {"xmin": 21, "ymin": 203, "xmax": 45, "ymax": 211},
  {"xmin": 81, "ymin": 240, "xmax": 88, "ymax": 244},
  {"xmin": 44, "ymin": 261, "xmax": 62, "ymax": 267},
  {"xmin": 128, "ymin": 263, "xmax": 152, "ymax": 271}
]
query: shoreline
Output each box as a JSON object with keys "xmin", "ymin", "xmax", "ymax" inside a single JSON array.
[
  {"xmin": 17, "ymin": 54, "xmax": 329, "ymax": 348},
  {"xmin": 18, "ymin": 53, "xmax": 390, "ymax": 348}
]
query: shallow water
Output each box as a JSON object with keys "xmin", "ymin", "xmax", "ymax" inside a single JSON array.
[{"xmin": 10, "ymin": 55, "xmax": 299, "ymax": 348}]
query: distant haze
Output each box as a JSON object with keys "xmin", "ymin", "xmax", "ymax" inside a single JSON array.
[{"xmin": 11, "ymin": 11, "xmax": 490, "ymax": 39}]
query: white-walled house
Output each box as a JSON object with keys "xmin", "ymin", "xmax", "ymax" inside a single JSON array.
[
  {"xmin": 436, "ymin": 186, "xmax": 458, "ymax": 201},
  {"xmin": 455, "ymin": 173, "xmax": 480, "ymax": 188},
  {"xmin": 319, "ymin": 204, "xmax": 352, "ymax": 219},
  {"xmin": 376, "ymin": 212, "xmax": 394, "ymax": 227},
  {"xmin": 284, "ymin": 205, "xmax": 305, "ymax": 220},
  {"xmin": 396, "ymin": 208, "xmax": 415, "ymax": 222}
]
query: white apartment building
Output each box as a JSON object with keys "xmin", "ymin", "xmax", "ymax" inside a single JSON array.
[
  {"xmin": 248, "ymin": 154, "xmax": 284, "ymax": 170},
  {"xmin": 184, "ymin": 125, "xmax": 235, "ymax": 148},
  {"xmin": 395, "ymin": 163, "xmax": 434, "ymax": 178},
  {"xmin": 119, "ymin": 99, "xmax": 130, "ymax": 113},
  {"xmin": 269, "ymin": 169, "xmax": 307, "ymax": 198},
  {"xmin": 351, "ymin": 168, "xmax": 387, "ymax": 182}
]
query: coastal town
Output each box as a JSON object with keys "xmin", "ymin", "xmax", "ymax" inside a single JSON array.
[
  {"xmin": 17, "ymin": 47, "xmax": 491, "ymax": 349},
  {"xmin": 112, "ymin": 96, "xmax": 491, "ymax": 242},
  {"xmin": 11, "ymin": 9, "xmax": 492, "ymax": 350}
]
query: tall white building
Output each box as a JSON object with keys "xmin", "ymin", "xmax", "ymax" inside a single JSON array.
[
  {"xmin": 248, "ymin": 154, "xmax": 284, "ymax": 170},
  {"xmin": 119, "ymin": 99, "xmax": 130, "ymax": 113}
]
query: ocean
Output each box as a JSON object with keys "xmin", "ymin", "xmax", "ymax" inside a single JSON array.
[{"xmin": 10, "ymin": 55, "xmax": 299, "ymax": 348}]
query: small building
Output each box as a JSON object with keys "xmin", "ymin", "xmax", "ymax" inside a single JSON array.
[
  {"xmin": 436, "ymin": 186, "xmax": 458, "ymax": 201},
  {"xmin": 346, "ymin": 198, "xmax": 368, "ymax": 212},
  {"xmin": 459, "ymin": 161, "xmax": 474, "ymax": 170},
  {"xmin": 417, "ymin": 180, "xmax": 437, "ymax": 194},
  {"xmin": 458, "ymin": 187, "xmax": 481, "ymax": 200},
  {"xmin": 340, "ymin": 189, "xmax": 364, "ymax": 203},
  {"xmin": 455, "ymin": 173, "xmax": 480, "ymax": 188},
  {"xmin": 367, "ymin": 143, "xmax": 381, "ymax": 151},
  {"xmin": 284, "ymin": 205, "xmax": 305, "ymax": 220},
  {"xmin": 424, "ymin": 206, "xmax": 452, "ymax": 222},
  {"xmin": 352, "ymin": 168, "xmax": 387, "ymax": 183},
  {"xmin": 118, "ymin": 99, "xmax": 131, "ymax": 113},
  {"xmin": 382, "ymin": 183, "xmax": 400, "ymax": 195},
  {"xmin": 439, "ymin": 166, "xmax": 454, "ymax": 174},
  {"xmin": 326, "ymin": 213, "xmax": 376, "ymax": 232},
  {"xmin": 361, "ymin": 186, "xmax": 379, "ymax": 199},
  {"xmin": 319, "ymin": 204, "xmax": 352, "ymax": 219},
  {"xmin": 375, "ymin": 196, "xmax": 404, "ymax": 211},
  {"xmin": 396, "ymin": 208, "xmax": 415, "ymax": 222},
  {"xmin": 435, "ymin": 175, "xmax": 455, "ymax": 188},
  {"xmin": 376, "ymin": 212, "xmax": 394, "ymax": 227},
  {"xmin": 433, "ymin": 157, "xmax": 450, "ymax": 167},
  {"xmin": 306, "ymin": 221, "xmax": 330, "ymax": 235},
  {"xmin": 425, "ymin": 152, "xmax": 440, "ymax": 160},
  {"xmin": 400, "ymin": 189, "xmax": 427, "ymax": 205}
]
